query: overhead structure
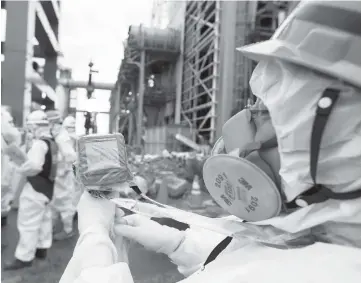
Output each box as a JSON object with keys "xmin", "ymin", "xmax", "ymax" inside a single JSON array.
[
  {"xmin": 181, "ymin": 1, "xmax": 220, "ymax": 143},
  {"xmin": 110, "ymin": 0, "xmax": 297, "ymax": 152},
  {"xmin": 110, "ymin": 25, "xmax": 181, "ymax": 147},
  {"xmin": 2, "ymin": 0, "xmax": 61, "ymax": 126},
  {"xmin": 180, "ymin": 1, "xmax": 294, "ymax": 144}
]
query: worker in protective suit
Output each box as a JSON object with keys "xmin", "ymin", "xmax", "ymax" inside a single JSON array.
[
  {"xmin": 62, "ymin": 115, "xmax": 82, "ymax": 209},
  {"xmin": 1, "ymin": 107, "xmax": 21, "ymax": 226},
  {"xmin": 4, "ymin": 110, "xmax": 59, "ymax": 270},
  {"xmin": 59, "ymin": 1, "xmax": 361, "ymax": 282},
  {"xmin": 46, "ymin": 111, "xmax": 77, "ymax": 241}
]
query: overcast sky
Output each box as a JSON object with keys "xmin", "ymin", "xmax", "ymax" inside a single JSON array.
[
  {"xmin": 59, "ymin": 0, "xmax": 153, "ymax": 133},
  {"xmin": 60, "ymin": 0, "xmax": 153, "ymax": 83}
]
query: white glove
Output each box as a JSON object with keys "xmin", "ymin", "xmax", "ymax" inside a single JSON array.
[
  {"xmin": 77, "ymin": 191, "xmax": 117, "ymax": 235},
  {"xmin": 111, "ymin": 198, "xmax": 172, "ymax": 218},
  {"xmin": 114, "ymin": 213, "xmax": 185, "ymax": 255}
]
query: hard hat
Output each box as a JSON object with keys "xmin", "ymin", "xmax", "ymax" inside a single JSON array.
[
  {"xmin": 26, "ymin": 110, "xmax": 49, "ymax": 126},
  {"xmin": 63, "ymin": 116, "xmax": 76, "ymax": 128},
  {"xmin": 237, "ymin": 1, "xmax": 361, "ymax": 88},
  {"xmin": 45, "ymin": 109, "xmax": 62, "ymax": 124}
]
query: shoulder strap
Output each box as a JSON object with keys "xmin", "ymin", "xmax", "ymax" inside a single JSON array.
[
  {"xmin": 40, "ymin": 137, "xmax": 58, "ymax": 181},
  {"xmin": 295, "ymin": 88, "xmax": 361, "ymax": 206}
]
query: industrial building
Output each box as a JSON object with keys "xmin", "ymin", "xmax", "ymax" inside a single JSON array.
[
  {"xmin": 110, "ymin": 0, "xmax": 299, "ymax": 153},
  {"xmin": 1, "ymin": 0, "xmax": 114, "ymax": 129},
  {"xmin": 1, "ymin": 0, "xmax": 61, "ymax": 126}
]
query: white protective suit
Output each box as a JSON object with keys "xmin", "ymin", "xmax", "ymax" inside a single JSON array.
[
  {"xmin": 49, "ymin": 112, "xmax": 77, "ymax": 236},
  {"xmin": 52, "ymin": 148, "xmax": 77, "ymax": 235},
  {"xmin": 14, "ymin": 111, "xmax": 55, "ymax": 262},
  {"xmin": 63, "ymin": 116, "xmax": 82, "ymax": 208},
  {"xmin": 60, "ymin": 1, "xmax": 361, "ymax": 282},
  {"xmin": 1, "ymin": 108, "xmax": 21, "ymax": 217}
]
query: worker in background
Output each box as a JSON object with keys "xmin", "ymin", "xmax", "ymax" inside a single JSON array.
[
  {"xmin": 1, "ymin": 107, "xmax": 21, "ymax": 226},
  {"xmin": 59, "ymin": 1, "xmax": 361, "ymax": 282},
  {"xmin": 46, "ymin": 111, "xmax": 77, "ymax": 241},
  {"xmin": 45, "ymin": 109, "xmax": 76, "ymax": 164},
  {"xmin": 4, "ymin": 110, "xmax": 58, "ymax": 270},
  {"xmin": 84, "ymin": 112, "xmax": 92, "ymax": 135},
  {"xmin": 62, "ymin": 115, "xmax": 82, "ymax": 210},
  {"xmin": 55, "ymin": 115, "xmax": 81, "ymax": 235}
]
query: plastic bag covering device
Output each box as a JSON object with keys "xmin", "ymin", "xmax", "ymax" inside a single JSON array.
[{"xmin": 75, "ymin": 134, "xmax": 133, "ymax": 193}]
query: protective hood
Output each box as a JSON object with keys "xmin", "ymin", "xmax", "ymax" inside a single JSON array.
[
  {"xmin": 247, "ymin": 58, "xmax": 361, "ymax": 234},
  {"xmin": 55, "ymin": 128, "xmax": 76, "ymax": 163}
]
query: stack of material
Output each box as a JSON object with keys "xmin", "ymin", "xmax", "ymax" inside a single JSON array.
[{"xmin": 128, "ymin": 151, "xmax": 208, "ymax": 199}]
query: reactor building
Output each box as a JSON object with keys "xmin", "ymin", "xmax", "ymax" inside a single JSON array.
[{"xmin": 109, "ymin": 1, "xmax": 298, "ymax": 153}]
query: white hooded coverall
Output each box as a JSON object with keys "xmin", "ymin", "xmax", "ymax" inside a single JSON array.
[
  {"xmin": 51, "ymin": 128, "xmax": 77, "ymax": 233},
  {"xmin": 1, "ymin": 109, "xmax": 21, "ymax": 217},
  {"xmin": 15, "ymin": 139, "xmax": 55, "ymax": 261}
]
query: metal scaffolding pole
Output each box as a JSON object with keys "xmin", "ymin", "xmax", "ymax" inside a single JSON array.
[
  {"xmin": 136, "ymin": 49, "xmax": 145, "ymax": 147},
  {"xmin": 114, "ymin": 83, "xmax": 122, "ymax": 133},
  {"xmin": 128, "ymin": 112, "xmax": 134, "ymax": 144},
  {"xmin": 181, "ymin": 0, "xmax": 219, "ymax": 143}
]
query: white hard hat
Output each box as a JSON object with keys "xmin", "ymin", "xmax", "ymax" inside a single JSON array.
[
  {"xmin": 63, "ymin": 116, "xmax": 76, "ymax": 128},
  {"xmin": 26, "ymin": 110, "xmax": 49, "ymax": 126},
  {"xmin": 45, "ymin": 109, "xmax": 62, "ymax": 123},
  {"xmin": 238, "ymin": 1, "xmax": 361, "ymax": 88}
]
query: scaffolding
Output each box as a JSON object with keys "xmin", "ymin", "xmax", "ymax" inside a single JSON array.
[
  {"xmin": 180, "ymin": 1, "xmax": 293, "ymax": 144},
  {"xmin": 110, "ymin": 0, "xmax": 298, "ymax": 148},
  {"xmin": 181, "ymin": 1, "xmax": 220, "ymax": 143},
  {"xmin": 232, "ymin": 1, "xmax": 291, "ymax": 113}
]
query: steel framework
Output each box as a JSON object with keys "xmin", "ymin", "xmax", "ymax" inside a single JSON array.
[
  {"xmin": 181, "ymin": 1, "xmax": 220, "ymax": 143},
  {"xmin": 180, "ymin": 1, "xmax": 293, "ymax": 144},
  {"xmin": 233, "ymin": 1, "xmax": 291, "ymax": 113}
]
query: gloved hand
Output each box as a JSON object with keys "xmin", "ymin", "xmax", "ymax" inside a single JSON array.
[
  {"xmin": 114, "ymin": 212, "xmax": 185, "ymax": 255},
  {"xmin": 111, "ymin": 198, "xmax": 172, "ymax": 218},
  {"xmin": 77, "ymin": 191, "xmax": 117, "ymax": 234}
]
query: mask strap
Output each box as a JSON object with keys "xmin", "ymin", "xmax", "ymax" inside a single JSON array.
[{"xmin": 294, "ymin": 88, "xmax": 361, "ymax": 207}]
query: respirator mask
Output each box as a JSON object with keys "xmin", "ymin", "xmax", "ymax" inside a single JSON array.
[
  {"xmin": 203, "ymin": 104, "xmax": 284, "ymax": 222},
  {"xmin": 203, "ymin": 60, "xmax": 361, "ymax": 223}
]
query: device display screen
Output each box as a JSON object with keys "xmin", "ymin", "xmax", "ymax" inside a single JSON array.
[{"xmin": 85, "ymin": 139, "xmax": 120, "ymax": 171}]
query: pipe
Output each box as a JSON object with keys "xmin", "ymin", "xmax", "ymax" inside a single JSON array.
[
  {"xmin": 58, "ymin": 78, "xmax": 114, "ymax": 90},
  {"xmin": 27, "ymin": 73, "xmax": 114, "ymax": 91}
]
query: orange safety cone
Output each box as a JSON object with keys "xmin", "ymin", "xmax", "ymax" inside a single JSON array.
[
  {"xmin": 187, "ymin": 175, "xmax": 205, "ymax": 210},
  {"xmin": 155, "ymin": 178, "xmax": 169, "ymax": 205}
]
